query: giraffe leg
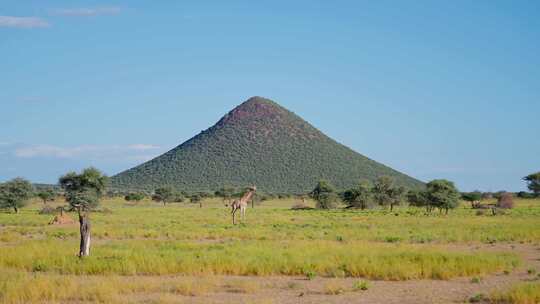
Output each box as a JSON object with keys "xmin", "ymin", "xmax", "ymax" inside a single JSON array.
[{"xmin": 232, "ymin": 208, "xmax": 237, "ymax": 225}]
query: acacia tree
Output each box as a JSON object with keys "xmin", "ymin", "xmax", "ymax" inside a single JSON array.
[
  {"xmin": 373, "ymin": 176, "xmax": 392, "ymax": 207},
  {"xmin": 59, "ymin": 167, "xmax": 108, "ymax": 257},
  {"xmin": 462, "ymin": 191, "xmax": 482, "ymax": 208},
  {"xmin": 37, "ymin": 189, "xmax": 56, "ymax": 205},
  {"xmin": 523, "ymin": 172, "xmax": 540, "ymax": 197},
  {"xmin": 425, "ymin": 179, "xmax": 460, "ymax": 214},
  {"xmin": 372, "ymin": 176, "xmax": 403, "ymax": 211},
  {"xmin": 0, "ymin": 178, "xmax": 34, "ymax": 213},
  {"xmin": 342, "ymin": 180, "xmax": 372, "ymax": 209},
  {"xmin": 310, "ymin": 180, "xmax": 337, "ymax": 209},
  {"xmin": 152, "ymin": 187, "xmax": 174, "ymax": 206},
  {"xmin": 389, "ymin": 186, "xmax": 405, "ymax": 211},
  {"xmin": 407, "ymin": 189, "xmax": 429, "ymax": 211}
]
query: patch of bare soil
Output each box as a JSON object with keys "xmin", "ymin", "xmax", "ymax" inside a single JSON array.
[{"xmin": 121, "ymin": 243, "xmax": 540, "ymax": 304}]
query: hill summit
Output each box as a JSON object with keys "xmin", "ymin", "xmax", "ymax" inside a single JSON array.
[{"xmin": 111, "ymin": 97, "xmax": 423, "ymax": 193}]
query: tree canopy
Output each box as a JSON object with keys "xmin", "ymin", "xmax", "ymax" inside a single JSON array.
[
  {"xmin": 372, "ymin": 176, "xmax": 404, "ymax": 210},
  {"xmin": 461, "ymin": 191, "xmax": 482, "ymax": 208},
  {"xmin": 152, "ymin": 187, "xmax": 174, "ymax": 205},
  {"xmin": 425, "ymin": 179, "xmax": 460, "ymax": 214},
  {"xmin": 0, "ymin": 177, "xmax": 34, "ymax": 213},
  {"xmin": 37, "ymin": 189, "xmax": 56, "ymax": 204},
  {"xmin": 341, "ymin": 180, "xmax": 373, "ymax": 209},
  {"xmin": 406, "ymin": 189, "xmax": 428, "ymax": 207},
  {"xmin": 310, "ymin": 180, "xmax": 338, "ymax": 209},
  {"xmin": 523, "ymin": 172, "xmax": 540, "ymax": 196},
  {"xmin": 59, "ymin": 167, "xmax": 108, "ymax": 211}
]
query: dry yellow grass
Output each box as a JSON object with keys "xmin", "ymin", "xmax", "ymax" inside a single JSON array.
[
  {"xmin": 0, "ymin": 197, "xmax": 538, "ymax": 303},
  {"xmin": 324, "ymin": 279, "xmax": 346, "ymax": 295},
  {"xmin": 490, "ymin": 282, "xmax": 540, "ymax": 304}
]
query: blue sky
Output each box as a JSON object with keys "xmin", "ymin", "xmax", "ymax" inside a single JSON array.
[{"xmin": 1, "ymin": 1, "xmax": 539, "ymax": 191}]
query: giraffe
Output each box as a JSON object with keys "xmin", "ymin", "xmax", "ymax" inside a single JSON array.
[{"xmin": 231, "ymin": 186, "xmax": 256, "ymax": 224}]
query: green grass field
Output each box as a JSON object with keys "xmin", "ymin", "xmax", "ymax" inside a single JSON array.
[{"xmin": 1, "ymin": 197, "xmax": 539, "ymax": 303}]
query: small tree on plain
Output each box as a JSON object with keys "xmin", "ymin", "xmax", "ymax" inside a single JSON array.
[
  {"xmin": 152, "ymin": 187, "xmax": 174, "ymax": 206},
  {"xmin": 59, "ymin": 167, "xmax": 108, "ymax": 257},
  {"xmin": 37, "ymin": 189, "xmax": 56, "ymax": 205},
  {"xmin": 406, "ymin": 189, "xmax": 429, "ymax": 211},
  {"xmin": 0, "ymin": 177, "xmax": 34, "ymax": 213},
  {"xmin": 425, "ymin": 179, "xmax": 460, "ymax": 214},
  {"xmin": 342, "ymin": 180, "xmax": 372, "ymax": 209},
  {"xmin": 310, "ymin": 180, "xmax": 338, "ymax": 209},
  {"xmin": 372, "ymin": 176, "xmax": 403, "ymax": 210},
  {"xmin": 462, "ymin": 191, "xmax": 482, "ymax": 208},
  {"xmin": 388, "ymin": 186, "xmax": 405, "ymax": 211},
  {"xmin": 523, "ymin": 172, "xmax": 540, "ymax": 197}
]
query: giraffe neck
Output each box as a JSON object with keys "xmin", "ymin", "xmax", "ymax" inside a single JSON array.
[{"xmin": 241, "ymin": 190, "xmax": 254, "ymax": 204}]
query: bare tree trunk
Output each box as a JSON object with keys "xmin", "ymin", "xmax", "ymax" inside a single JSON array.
[
  {"xmin": 199, "ymin": 201, "xmax": 202, "ymax": 208},
  {"xmin": 14, "ymin": 206, "xmax": 18, "ymax": 214},
  {"xmin": 78, "ymin": 209, "xmax": 91, "ymax": 257}
]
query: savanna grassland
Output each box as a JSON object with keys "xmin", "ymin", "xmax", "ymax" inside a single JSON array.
[{"xmin": 1, "ymin": 198, "xmax": 539, "ymax": 304}]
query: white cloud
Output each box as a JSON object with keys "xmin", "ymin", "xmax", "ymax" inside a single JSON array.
[
  {"xmin": 127, "ymin": 144, "xmax": 160, "ymax": 151},
  {"xmin": 51, "ymin": 7, "xmax": 122, "ymax": 17},
  {"xmin": 0, "ymin": 16, "xmax": 49, "ymax": 28},
  {"xmin": 14, "ymin": 144, "xmax": 162, "ymax": 160}
]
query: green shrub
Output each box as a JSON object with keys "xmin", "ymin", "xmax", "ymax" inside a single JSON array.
[
  {"xmin": 305, "ymin": 271, "xmax": 316, "ymax": 280},
  {"xmin": 469, "ymin": 293, "xmax": 486, "ymax": 303},
  {"xmin": 353, "ymin": 280, "xmax": 369, "ymax": 291}
]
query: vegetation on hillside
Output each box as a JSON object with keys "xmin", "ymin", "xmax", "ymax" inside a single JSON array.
[{"xmin": 111, "ymin": 97, "xmax": 423, "ymax": 193}]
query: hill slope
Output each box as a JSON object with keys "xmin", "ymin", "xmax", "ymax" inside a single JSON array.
[{"xmin": 111, "ymin": 97, "xmax": 423, "ymax": 193}]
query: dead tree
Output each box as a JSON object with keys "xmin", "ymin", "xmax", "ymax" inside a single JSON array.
[{"xmin": 78, "ymin": 207, "xmax": 91, "ymax": 257}]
